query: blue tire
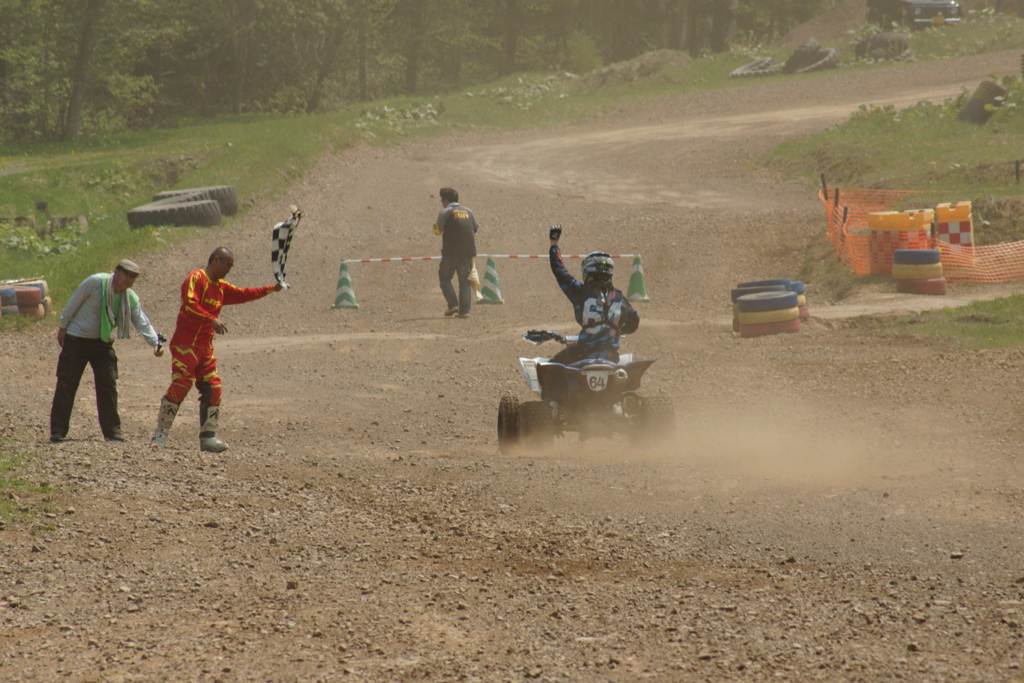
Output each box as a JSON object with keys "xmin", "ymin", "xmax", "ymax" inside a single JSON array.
[
  {"xmin": 894, "ymin": 249, "xmax": 941, "ymax": 265},
  {"xmin": 737, "ymin": 290, "xmax": 799, "ymax": 312},
  {"xmin": 737, "ymin": 278, "xmax": 790, "ymax": 288},
  {"xmin": 0, "ymin": 288, "xmax": 15, "ymax": 306},
  {"xmin": 787, "ymin": 281, "xmax": 806, "ymax": 294},
  {"xmin": 731, "ymin": 284, "xmax": 788, "ymax": 303}
]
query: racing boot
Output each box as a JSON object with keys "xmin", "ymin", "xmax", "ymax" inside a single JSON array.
[
  {"xmin": 151, "ymin": 397, "xmax": 180, "ymax": 447},
  {"xmin": 199, "ymin": 403, "xmax": 229, "ymax": 453}
]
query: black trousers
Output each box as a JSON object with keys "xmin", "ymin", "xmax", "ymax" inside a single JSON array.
[
  {"xmin": 49, "ymin": 334, "xmax": 120, "ymax": 438},
  {"xmin": 438, "ymin": 255, "xmax": 473, "ymax": 315}
]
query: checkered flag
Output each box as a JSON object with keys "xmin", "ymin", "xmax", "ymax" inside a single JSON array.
[{"xmin": 272, "ymin": 205, "xmax": 302, "ymax": 288}]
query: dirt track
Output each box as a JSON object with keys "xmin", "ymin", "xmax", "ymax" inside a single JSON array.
[{"xmin": 4, "ymin": 50, "xmax": 1024, "ymax": 682}]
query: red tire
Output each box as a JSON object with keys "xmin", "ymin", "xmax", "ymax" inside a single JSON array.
[
  {"xmin": 738, "ymin": 319, "xmax": 801, "ymax": 338},
  {"xmin": 799, "ymin": 305, "xmax": 810, "ymax": 319},
  {"xmin": 14, "ymin": 286, "xmax": 42, "ymax": 307},
  {"xmin": 18, "ymin": 303, "xmax": 45, "ymax": 319},
  {"xmin": 896, "ymin": 277, "xmax": 946, "ymax": 295}
]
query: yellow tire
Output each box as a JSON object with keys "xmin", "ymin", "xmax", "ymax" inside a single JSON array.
[
  {"xmin": 736, "ymin": 306, "xmax": 800, "ymax": 325},
  {"xmin": 797, "ymin": 294, "xmax": 806, "ymax": 307},
  {"xmin": 892, "ymin": 262, "xmax": 943, "ymax": 280}
]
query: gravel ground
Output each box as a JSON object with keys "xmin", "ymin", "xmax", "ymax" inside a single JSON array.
[{"xmin": 3, "ymin": 49, "xmax": 1024, "ymax": 682}]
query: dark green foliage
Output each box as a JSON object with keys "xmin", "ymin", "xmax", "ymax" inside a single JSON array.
[{"xmin": 0, "ymin": 0, "xmax": 839, "ymax": 143}]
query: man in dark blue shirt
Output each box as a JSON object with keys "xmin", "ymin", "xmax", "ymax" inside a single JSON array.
[
  {"xmin": 548, "ymin": 225, "xmax": 639, "ymax": 364},
  {"xmin": 432, "ymin": 187, "xmax": 479, "ymax": 318}
]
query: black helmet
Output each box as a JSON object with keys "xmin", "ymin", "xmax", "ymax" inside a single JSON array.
[{"xmin": 582, "ymin": 251, "xmax": 613, "ymax": 280}]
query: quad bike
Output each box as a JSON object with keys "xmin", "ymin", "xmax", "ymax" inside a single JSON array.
[{"xmin": 497, "ymin": 330, "xmax": 675, "ymax": 453}]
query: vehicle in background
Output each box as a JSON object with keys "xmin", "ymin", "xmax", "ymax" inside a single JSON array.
[{"xmin": 866, "ymin": 0, "xmax": 963, "ymax": 28}]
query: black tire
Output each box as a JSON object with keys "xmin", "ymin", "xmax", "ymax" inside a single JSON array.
[
  {"xmin": 497, "ymin": 395, "xmax": 520, "ymax": 454},
  {"xmin": 957, "ymin": 81, "xmax": 1006, "ymax": 124},
  {"xmin": 729, "ymin": 57, "xmax": 780, "ymax": 78},
  {"xmin": 795, "ymin": 48, "xmax": 840, "ymax": 74},
  {"xmin": 518, "ymin": 401, "xmax": 553, "ymax": 448},
  {"xmin": 782, "ymin": 38, "xmax": 821, "ymax": 74},
  {"xmin": 127, "ymin": 197, "xmax": 222, "ymax": 229},
  {"xmin": 627, "ymin": 395, "xmax": 676, "ymax": 446},
  {"xmin": 874, "ymin": 33, "xmax": 908, "ymax": 60},
  {"xmin": 153, "ymin": 185, "xmax": 238, "ymax": 216},
  {"xmin": 893, "ymin": 248, "xmax": 941, "ymax": 265}
]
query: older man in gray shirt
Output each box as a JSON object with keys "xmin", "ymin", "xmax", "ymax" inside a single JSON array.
[{"xmin": 50, "ymin": 259, "xmax": 163, "ymax": 443}]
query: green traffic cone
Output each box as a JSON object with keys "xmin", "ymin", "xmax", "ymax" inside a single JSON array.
[
  {"xmin": 626, "ymin": 255, "xmax": 649, "ymax": 302},
  {"xmin": 478, "ymin": 257, "xmax": 504, "ymax": 304},
  {"xmin": 332, "ymin": 261, "xmax": 359, "ymax": 309}
]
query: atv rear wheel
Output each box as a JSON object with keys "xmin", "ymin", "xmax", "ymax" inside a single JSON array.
[
  {"xmin": 497, "ymin": 395, "xmax": 520, "ymax": 454},
  {"xmin": 627, "ymin": 395, "xmax": 676, "ymax": 446},
  {"xmin": 518, "ymin": 401, "xmax": 554, "ymax": 448}
]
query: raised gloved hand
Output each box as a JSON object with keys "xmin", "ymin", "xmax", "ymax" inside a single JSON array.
[
  {"xmin": 549, "ymin": 224, "xmax": 562, "ymax": 241},
  {"xmin": 523, "ymin": 330, "xmax": 567, "ymax": 345}
]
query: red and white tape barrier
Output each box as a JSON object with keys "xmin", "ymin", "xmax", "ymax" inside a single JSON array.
[{"xmin": 344, "ymin": 254, "xmax": 636, "ymax": 264}]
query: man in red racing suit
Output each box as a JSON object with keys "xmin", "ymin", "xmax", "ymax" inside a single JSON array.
[{"xmin": 151, "ymin": 247, "xmax": 282, "ymax": 451}]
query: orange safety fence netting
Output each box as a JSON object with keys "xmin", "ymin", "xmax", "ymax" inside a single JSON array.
[{"xmin": 819, "ymin": 187, "xmax": 1024, "ymax": 283}]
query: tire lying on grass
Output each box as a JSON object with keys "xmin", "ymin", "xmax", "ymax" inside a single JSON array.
[
  {"xmin": 795, "ymin": 47, "xmax": 840, "ymax": 74},
  {"xmin": 152, "ymin": 185, "xmax": 238, "ymax": 216},
  {"xmin": 127, "ymin": 190, "xmax": 222, "ymax": 230},
  {"xmin": 957, "ymin": 81, "xmax": 1007, "ymax": 124},
  {"xmin": 729, "ymin": 57, "xmax": 781, "ymax": 78},
  {"xmin": 783, "ymin": 38, "xmax": 823, "ymax": 73}
]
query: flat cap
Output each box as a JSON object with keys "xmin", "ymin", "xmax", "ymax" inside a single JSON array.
[{"xmin": 117, "ymin": 259, "xmax": 141, "ymax": 275}]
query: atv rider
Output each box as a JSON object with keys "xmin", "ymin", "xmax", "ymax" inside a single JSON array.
[{"xmin": 548, "ymin": 225, "xmax": 639, "ymax": 365}]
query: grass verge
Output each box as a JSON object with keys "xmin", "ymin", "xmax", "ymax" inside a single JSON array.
[{"xmin": 878, "ymin": 294, "xmax": 1024, "ymax": 349}]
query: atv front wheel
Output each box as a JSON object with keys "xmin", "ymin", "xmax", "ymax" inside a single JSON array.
[
  {"xmin": 497, "ymin": 395, "xmax": 520, "ymax": 454},
  {"xmin": 518, "ymin": 401, "xmax": 554, "ymax": 448}
]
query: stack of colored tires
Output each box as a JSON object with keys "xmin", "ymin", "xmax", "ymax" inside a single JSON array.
[
  {"xmin": 789, "ymin": 280, "xmax": 810, "ymax": 320},
  {"xmin": 731, "ymin": 279, "xmax": 790, "ymax": 332},
  {"xmin": 0, "ymin": 280, "xmax": 51, "ymax": 319},
  {"xmin": 893, "ymin": 249, "xmax": 945, "ymax": 294},
  {"xmin": 734, "ymin": 285, "xmax": 801, "ymax": 338}
]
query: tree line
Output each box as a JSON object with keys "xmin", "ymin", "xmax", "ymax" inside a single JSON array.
[{"xmin": 0, "ymin": 0, "xmax": 837, "ymax": 143}]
